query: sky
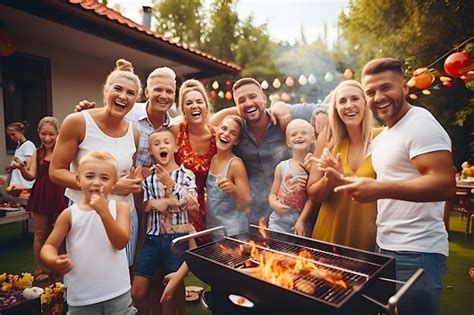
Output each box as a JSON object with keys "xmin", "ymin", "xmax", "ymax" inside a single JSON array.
[{"xmin": 108, "ymin": 0, "xmax": 349, "ymax": 45}]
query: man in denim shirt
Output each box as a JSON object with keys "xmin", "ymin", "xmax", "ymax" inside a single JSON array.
[{"xmin": 232, "ymin": 78, "xmax": 327, "ymax": 225}]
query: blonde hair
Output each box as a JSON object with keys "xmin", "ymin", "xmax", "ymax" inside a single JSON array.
[
  {"xmin": 147, "ymin": 66, "xmax": 176, "ymax": 86},
  {"xmin": 286, "ymin": 119, "xmax": 315, "ymax": 137},
  {"xmin": 78, "ymin": 150, "xmax": 118, "ymax": 179},
  {"xmin": 103, "ymin": 59, "xmax": 142, "ymax": 99},
  {"xmin": 37, "ymin": 116, "xmax": 60, "ymax": 134},
  {"xmin": 328, "ymin": 80, "xmax": 373, "ymax": 155},
  {"xmin": 178, "ymin": 79, "xmax": 212, "ymax": 118}
]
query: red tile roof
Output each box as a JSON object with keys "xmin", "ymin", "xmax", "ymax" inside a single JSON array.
[{"xmin": 68, "ymin": 0, "xmax": 240, "ymax": 71}]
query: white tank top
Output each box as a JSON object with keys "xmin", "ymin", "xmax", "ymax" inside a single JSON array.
[
  {"xmin": 64, "ymin": 200, "xmax": 130, "ymax": 306},
  {"xmin": 65, "ymin": 110, "xmax": 136, "ymax": 209}
]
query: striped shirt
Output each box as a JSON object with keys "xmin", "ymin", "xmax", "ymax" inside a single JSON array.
[
  {"xmin": 125, "ymin": 102, "xmax": 171, "ymax": 168},
  {"xmin": 142, "ymin": 165, "xmax": 196, "ymax": 235}
]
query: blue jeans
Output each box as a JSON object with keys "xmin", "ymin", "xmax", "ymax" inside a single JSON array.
[
  {"xmin": 379, "ymin": 249, "xmax": 446, "ymax": 315},
  {"xmin": 133, "ymin": 233, "xmax": 188, "ymax": 278}
]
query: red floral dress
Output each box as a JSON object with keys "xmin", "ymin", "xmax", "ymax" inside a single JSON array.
[{"xmin": 175, "ymin": 122, "xmax": 217, "ymax": 242}]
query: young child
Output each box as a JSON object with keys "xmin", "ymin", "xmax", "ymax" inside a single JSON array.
[
  {"xmin": 12, "ymin": 117, "xmax": 67, "ymax": 282},
  {"xmin": 268, "ymin": 119, "xmax": 315, "ymax": 236},
  {"xmin": 206, "ymin": 115, "xmax": 251, "ymax": 237},
  {"xmin": 40, "ymin": 151, "xmax": 134, "ymax": 314},
  {"xmin": 6, "ymin": 121, "xmax": 36, "ymax": 188},
  {"xmin": 131, "ymin": 128, "xmax": 198, "ymax": 315}
]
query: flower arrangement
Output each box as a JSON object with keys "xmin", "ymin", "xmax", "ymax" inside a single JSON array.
[{"xmin": 41, "ymin": 282, "xmax": 65, "ymax": 315}]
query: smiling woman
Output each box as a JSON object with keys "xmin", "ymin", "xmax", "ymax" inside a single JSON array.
[{"xmin": 49, "ymin": 58, "xmax": 143, "ymax": 266}]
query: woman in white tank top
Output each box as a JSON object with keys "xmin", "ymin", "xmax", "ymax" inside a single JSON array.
[{"xmin": 50, "ymin": 59, "xmax": 143, "ymax": 266}]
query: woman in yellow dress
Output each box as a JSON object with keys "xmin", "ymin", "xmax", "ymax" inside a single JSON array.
[{"xmin": 307, "ymin": 80, "xmax": 382, "ymax": 251}]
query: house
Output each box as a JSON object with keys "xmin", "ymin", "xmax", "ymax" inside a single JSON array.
[{"xmin": 0, "ymin": 0, "xmax": 240, "ymax": 167}]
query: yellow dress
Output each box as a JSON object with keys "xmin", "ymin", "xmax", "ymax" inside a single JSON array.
[{"xmin": 312, "ymin": 129, "xmax": 382, "ymax": 251}]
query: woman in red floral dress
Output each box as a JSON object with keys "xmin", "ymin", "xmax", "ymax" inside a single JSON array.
[{"xmin": 174, "ymin": 79, "xmax": 217, "ymax": 243}]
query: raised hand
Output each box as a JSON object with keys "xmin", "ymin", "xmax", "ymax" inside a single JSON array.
[
  {"xmin": 334, "ymin": 175, "xmax": 379, "ymax": 203},
  {"xmin": 89, "ymin": 187, "xmax": 108, "ymax": 215},
  {"xmin": 153, "ymin": 164, "xmax": 174, "ymax": 188},
  {"xmin": 216, "ymin": 176, "xmax": 236, "ymax": 193}
]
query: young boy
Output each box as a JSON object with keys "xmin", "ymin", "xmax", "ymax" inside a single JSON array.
[
  {"xmin": 131, "ymin": 128, "xmax": 198, "ymax": 315},
  {"xmin": 268, "ymin": 119, "xmax": 315, "ymax": 236},
  {"xmin": 40, "ymin": 150, "xmax": 134, "ymax": 314}
]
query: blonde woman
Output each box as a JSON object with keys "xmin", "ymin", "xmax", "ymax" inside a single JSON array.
[
  {"xmin": 307, "ymin": 80, "xmax": 382, "ymax": 251},
  {"xmin": 50, "ymin": 59, "xmax": 143, "ymax": 266}
]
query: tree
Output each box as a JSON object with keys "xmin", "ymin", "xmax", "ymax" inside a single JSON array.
[
  {"xmin": 338, "ymin": 0, "xmax": 474, "ymax": 165},
  {"xmin": 152, "ymin": 0, "xmax": 204, "ymax": 48}
]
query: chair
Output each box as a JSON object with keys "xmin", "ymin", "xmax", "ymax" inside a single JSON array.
[{"xmin": 449, "ymin": 186, "xmax": 474, "ymax": 238}]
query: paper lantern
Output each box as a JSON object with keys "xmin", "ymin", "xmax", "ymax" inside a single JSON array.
[
  {"xmin": 343, "ymin": 68, "xmax": 354, "ymax": 79},
  {"xmin": 0, "ymin": 30, "xmax": 16, "ymax": 56},
  {"xmin": 298, "ymin": 75, "xmax": 307, "ymax": 85},
  {"xmin": 324, "ymin": 72, "xmax": 334, "ymax": 82},
  {"xmin": 209, "ymin": 90, "xmax": 217, "ymax": 99},
  {"xmin": 281, "ymin": 92, "xmax": 291, "ymax": 102},
  {"xmin": 307, "ymin": 74, "xmax": 316, "ymax": 84},
  {"xmin": 212, "ymin": 81, "xmax": 219, "ymax": 90},
  {"xmin": 409, "ymin": 94, "xmax": 418, "ymax": 100},
  {"xmin": 272, "ymin": 79, "xmax": 281, "ymax": 89},
  {"xmin": 412, "ymin": 68, "xmax": 434, "ymax": 90},
  {"xmin": 218, "ymin": 91, "xmax": 224, "ymax": 98},
  {"xmin": 444, "ymin": 52, "xmax": 472, "ymax": 77},
  {"xmin": 285, "ymin": 76, "xmax": 295, "ymax": 87},
  {"xmin": 439, "ymin": 76, "xmax": 452, "ymax": 82},
  {"xmin": 225, "ymin": 80, "xmax": 232, "ymax": 89},
  {"xmin": 225, "ymin": 91, "xmax": 232, "ymax": 100},
  {"xmin": 407, "ymin": 78, "xmax": 416, "ymax": 87},
  {"xmin": 422, "ymin": 90, "xmax": 431, "ymax": 95},
  {"xmin": 261, "ymin": 80, "xmax": 269, "ymax": 90}
]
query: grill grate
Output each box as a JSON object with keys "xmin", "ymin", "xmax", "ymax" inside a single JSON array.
[{"xmin": 191, "ymin": 236, "xmax": 380, "ymax": 306}]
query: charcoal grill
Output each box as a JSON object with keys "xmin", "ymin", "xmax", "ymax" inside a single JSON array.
[{"xmin": 172, "ymin": 225, "xmax": 422, "ymax": 315}]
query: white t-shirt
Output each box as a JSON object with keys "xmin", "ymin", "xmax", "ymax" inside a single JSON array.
[
  {"xmin": 9, "ymin": 140, "xmax": 36, "ymax": 189},
  {"xmin": 371, "ymin": 106, "xmax": 451, "ymax": 256}
]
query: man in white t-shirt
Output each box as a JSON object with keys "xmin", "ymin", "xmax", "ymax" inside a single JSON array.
[{"xmin": 335, "ymin": 58, "xmax": 455, "ymax": 315}]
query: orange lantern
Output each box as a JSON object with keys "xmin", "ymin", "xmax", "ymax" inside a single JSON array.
[
  {"xmin": 224, "ymin": 91, "xmax": 232, "ymax": 100},
  {"xmin": 0, "ymin": 30, "xmax": 16, "ymax": 56},
  {"xmin": 412, "ymin": 68, "xmax": 434, "ymax": 90}
]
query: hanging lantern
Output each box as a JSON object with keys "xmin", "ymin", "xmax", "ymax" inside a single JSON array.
[
  {"xmin": 285, "ymin": 76, "xmax": 295, "ymax": 88},
  {"xmin": 439, "ymin": 76, "xmax": 452, "ymax": 82},
  {"xmin": 422, "ymin": 89, "xmax": 431, "ymax": 95},
  {"xmin": 225, "ymin": 91, "xmax": 232, "ymax": 100},
  {"xmin": 324, "ymin": 72, "xmax": 334, "ymax": 82},
  {"xmin": 272, "ymin": 78, "xmax": 281, "ymax": 89},
  {"xmin": 298, "ymin": 75, "xmax": 307, "ymax": 85},
  {"xmin": 225, "ymin": 80, "xmax": 232, "ymax": 89},
  {"xmin": 444, "ymin": 52, "xmax": 473, "ymax": 77},
  {"xmin": 281, "ymin": 92, "xmax": 291, "ymax": 102},
  {"xmin": 343, "ymin": 68, "xmax": 354, "ymax": 80},
  {"xmin": 412, "ymin": 67, "xmax": 434, "ymax": 90},
  {"xmin": 307, "ymin": 74, "xmax": 316, "ymax": 84},
  {"xmin": 218, "ymin": 91, "xmax": 224, "ymax": 98},
  {"xmin": 269, "ymin": 93, "xmax": 280, "ymax": 102},
  {"xmin": 409, "ymin": 93, "xmax": 418, "ymax": 100},
  {"xmin": 0, "ymin": 30, "xmax": 16, "ymax": 56},
  {"xmin": 209, "ymin": 90, "xmax": 217, "ymax": 99},
  {"xmin": 261, "ymin": 80, "xmax": 269, "ymax": 90},
  {"xmin": 212, "ymin": 81, "xmax": 219, "ymax": 90}
]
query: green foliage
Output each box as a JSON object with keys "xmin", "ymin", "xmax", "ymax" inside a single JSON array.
[
  {"xmin": 152, "ymin": 0, "xmax": 204, "ymax": 48},
  {"xmin": 338, "ymin": 0, "xmax": 474, "ymax": 165}
]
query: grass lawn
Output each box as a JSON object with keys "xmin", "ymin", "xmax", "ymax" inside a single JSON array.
[{"xmin": 1, "ymin": 213, "xmax": 473, "ymax": 314}]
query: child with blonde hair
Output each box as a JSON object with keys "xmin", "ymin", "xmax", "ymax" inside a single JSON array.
[{"xmin": 41, "ymin": 151, "xmax": 133, "ymax": 314}]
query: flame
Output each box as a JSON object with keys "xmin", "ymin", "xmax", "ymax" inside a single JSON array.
[
  {"xmin": 241, "ymin": 242, "xmax": 347, "ymax": 293},
  {"xmin": 258, "ymin": 217, "xmax": 267, "ymax": 238}
]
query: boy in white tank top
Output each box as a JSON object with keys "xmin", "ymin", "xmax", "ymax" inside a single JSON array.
[{"xmin": 40, "ymin": 151, "xmax": 135, "ymax": 314}]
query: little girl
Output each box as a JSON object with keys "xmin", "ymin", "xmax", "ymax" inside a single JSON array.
[
  {"xmin": 12, "ymin": 117, "xmax": 67, "ymax": 281},
  {"xmin": 206, "ymin": 115, "xmax": 251, "ymax": 237},
  {"xmin": 6, "ymin": 121, "xmax": 36, "ymax": 189}
]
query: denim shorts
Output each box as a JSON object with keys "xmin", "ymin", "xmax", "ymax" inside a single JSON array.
[
  {"xmin": 133, "ymin": 233, "xmax": 188, "ymax": 277},
  {"xmin": 379, "ymin": 248, "xmax": 446, "ymax": 315},
  {"xmin": 67, "ymin": 290, "xmax": 136, "ymax": 315}
]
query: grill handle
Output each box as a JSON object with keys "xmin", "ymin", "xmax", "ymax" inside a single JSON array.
[
  {"xmin": 171, "ymin": 226, "xmax": 228, "ymax": 251},
  {"xmin": 361, "ymin": 268, "xmax": 423, "ymax": 315}
]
